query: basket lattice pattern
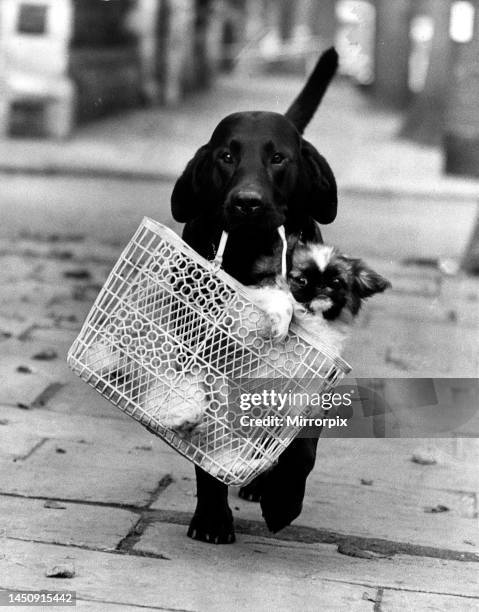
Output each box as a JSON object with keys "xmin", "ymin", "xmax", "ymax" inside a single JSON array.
[{"xmin": 68, "ymin": 218, "xmax": 350, "ymax": 485}]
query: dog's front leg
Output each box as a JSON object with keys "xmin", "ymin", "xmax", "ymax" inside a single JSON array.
[
  {"xmin": 187, "ymin": 466, "xmax": 235, "ymax": 544},
  {"xmin": 245, "ymin": 286, "xmax": 294, "ymax": 341}
]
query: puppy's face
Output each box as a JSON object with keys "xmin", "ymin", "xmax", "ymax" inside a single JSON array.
[
  {"xmin": 289, "ymin": 244, "xmax": 391, "ymax": 320},
  {"xmin": 171, "ymin": 112, "xmax": 338, "ymax": 233}
]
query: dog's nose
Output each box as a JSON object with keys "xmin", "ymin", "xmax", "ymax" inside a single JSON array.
[{"xmin": 232, "ymin": 191, "xmax": 263, "ymax": 215}]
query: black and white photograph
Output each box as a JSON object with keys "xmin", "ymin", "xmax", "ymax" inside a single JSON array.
[{"xmin": 0, "ymin": 0, "xmax": 478, "ymax": 610}]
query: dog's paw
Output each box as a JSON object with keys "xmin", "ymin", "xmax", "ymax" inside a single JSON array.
[
  {"xmin": 266, "ymin": 305, "xmax": 293, "ymax": 342},
  {"xmin": 167, "ymin": 415, "xmax": 207, "ymax": 438},
  {"xmin": 144, "ymin": 377, "xmax": 207, "ymax": 437},
  {"xmin": 246, "ymin": 286, "xmax": 293, "ymax": 342},
  {"xmin": 156, "ymin": 403, "xmax": 206, "ymax": 437},
  {"xmin": 187, "ymin": 507, "xmax": 235, "ymax": 544},
  {"xmin": 84, "ymin": 341, "xmax": 125, "ymax": 376}
]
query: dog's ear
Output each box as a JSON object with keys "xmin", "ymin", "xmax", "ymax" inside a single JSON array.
[
  {"xmin": 352, "ymin": 260, "xmax": 391, "ymax": 299},
  {"xmin": 297, "ymin": 138, "xmax": 337, "ymax": 224},
  {"xmin": 171, "ymin": 144, "xmax": 211, "ymax": 222}
]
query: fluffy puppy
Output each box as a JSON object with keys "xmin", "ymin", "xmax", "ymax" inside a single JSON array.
[{"xmin": 289, "ymin": 242, "xmax": 391, "ymax": 353}]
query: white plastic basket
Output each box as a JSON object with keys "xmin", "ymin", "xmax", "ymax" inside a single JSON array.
[{"xmin": 67, "ymin": 217, "xmax": 351, "ymax": 486}]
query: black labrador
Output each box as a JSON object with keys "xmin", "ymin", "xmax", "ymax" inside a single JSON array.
[{"xmin": 171, "ymin": 48, "xmax": 339, "ymax": 544}]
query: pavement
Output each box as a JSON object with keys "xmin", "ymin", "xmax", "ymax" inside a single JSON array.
[
  {"xmin": 0, "ymin": 71, "xmax": 479, "ymax": 610},
  {"xmin": 1, "ymin": 230, "xmax": 479, "ymax": 610}
]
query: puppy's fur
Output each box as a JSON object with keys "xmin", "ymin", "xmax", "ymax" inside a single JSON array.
[
  {"xmin": 289, "ymin": 243, "xmax": 391, "ymax": 353},
  {"xmin": 171, "ymin": 48, "xmax": 340, "ymax": 544}
]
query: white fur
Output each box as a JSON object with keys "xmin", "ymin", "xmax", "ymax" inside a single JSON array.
[
  {"xmin": 144, "ymin": 372, "xmax": 208, "ymax": 437},
  {"xmin": 309, "ymin": 297, "xmax": 334, "ymax": 313},
  {"xmin": 310, "ymin": 244, "xmax": 334, "ymax": 272},
  {"xmin": 84, "ymin": 341, "xmax": 125, "ymax": 375},
  {"xmin": 293, "ymin": 302, "xmax": 352, "ymax": 355},
  {"xmin": 245, "ymin": 285, "xmax": 294, "ymax": 341}
]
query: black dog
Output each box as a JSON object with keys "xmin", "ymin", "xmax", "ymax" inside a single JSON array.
[{"xmin": 171, "ymin": 48, "xmax": 339, "ymax": 544}]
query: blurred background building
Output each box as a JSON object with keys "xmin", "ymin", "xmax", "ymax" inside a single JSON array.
[
  {"xmin": 0, "ymin": 0, "xmax": 230, "ymax": 136},
  {"xmin": 2, "ymin": 0, "xmax": 479, "ymax": 268},
  {"xmin": 1, "ymin": 0, "xmax": 478, "ymax": 180}
]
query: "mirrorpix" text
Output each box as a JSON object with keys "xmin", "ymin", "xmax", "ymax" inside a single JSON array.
[{"xmin": 239, "ymin": 414, "xmax": 348, "ymax": 428}]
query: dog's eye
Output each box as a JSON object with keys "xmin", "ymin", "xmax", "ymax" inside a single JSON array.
[
  {"xmin": 331, "ymin": 278, "xmax": 341, "ymax": 287},
  {"xmin": 271, "ymin": 152, "xmax": 285, "ymax": 165},
  {"xmin": 219, "ymin": 152, "xmax": 234, "ymax": 164},
  {"xmin": 296, "ymin": 276, "xmax": 308, "ymax": 287}
]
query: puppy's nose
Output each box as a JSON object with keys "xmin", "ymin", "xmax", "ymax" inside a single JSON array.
[{"xmin": 232, "ymin": 191, "xmax": 263, "ymax": 214}]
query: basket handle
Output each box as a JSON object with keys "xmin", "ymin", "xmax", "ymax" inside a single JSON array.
[
  {"xmin": 212, "ymin": 230, "xmax": 229, "ymax": 269},
  {"xmin": 212, "ymin": 226, "xmax": 288, "ymax": 279}
]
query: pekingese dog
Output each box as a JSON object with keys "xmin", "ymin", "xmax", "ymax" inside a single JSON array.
[{"xmin": 288, "ymin": 242, "xmax": 391, "ymax": 353}]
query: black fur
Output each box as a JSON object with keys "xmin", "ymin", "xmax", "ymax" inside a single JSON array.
[
  {"xmin": 171, "ymin": 112, "xmax": 337, "ymax": 284},
  {"xmin": 285, "ymin": 48, "xmax": 339, "ymax": 134},
  {"xmin": 171, "ymin": 48, "xmax": 339, "ymax": 544}
]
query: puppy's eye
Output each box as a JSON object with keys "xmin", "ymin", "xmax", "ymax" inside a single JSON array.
[
  {"xmin": 296, "ymin": 277, "xmax": 308, "ymax": 287},
  {"xmin": 331, "ymin": 278, "xmax": 341, "ymax": 287},
  {"xmin": 271, "ymin": 152, "xmax": 285, "ymax": 165},
  {"xmin": 219, "ymin": 152, "xmax": 234, "ymax": 164}
]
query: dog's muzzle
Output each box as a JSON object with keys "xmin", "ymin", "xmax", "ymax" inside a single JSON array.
[
  {"xmin": 309, "ymin": 297, "xmax": 334, "ymax": 313},
  {"xmin": 229, "ymin": 189, "xmax": 263, "ymax": 215},
  {"xmin": 224, "ymin": 188, "xmax": 280, "ymax": 230}
]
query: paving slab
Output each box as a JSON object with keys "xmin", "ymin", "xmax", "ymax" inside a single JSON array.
[
  {"xmin": 133, "ymin": 523, "xmax": 479, "ymax": 598},
  {"xmin": 0, "ymin": 338, "xmax": 73, "ymax": 383},
  {"xmin": 0, "ymin": 363, "xmax": 54, "ymax": 409},
  {"xmin": 367, "ymin": 291, "xmax": 479, "ymax": 328},
  {"xmin": 345, "ymin": 314, "xmax": 479, "ymax": 376},
  {"xmin": 153, "ymin": 477, "xmax": 479, "ymax": 554},
  {"xmin": 0, "ymin": 237, "xmax": 120, "ymax": 265},
  {"xmin": 0, "ymin": 251, "xmax": 108, "ymax": 289},
  {"xmin": 0, "ymin": 404, "xmax": 149, "ymax": 446},
  {"xmin": 0, "ymin": 314, "xmax": 35, "ymax": 339},
  {"xmin": 1, "ymin": 277, "xmax": 67, "ymax": 314},
  {"xmin": 0, "ymin": 438, "xmax": 169, "ymax": 507},
  {"xmin": 0, "ymin": 405, "xmax": 185, "ymax": 466},
  {"xmin": 225, "ymin": 438, "xmax": 478, "ymax": 499},
  {"xmin": 0, "ymin": 428, "xmax": 45, "ymax": 461},
  {"xmin": 441, "ymin": 272, "xmax": 479, "ymax": 299},
  {"xmin": 74, "ymin": 604, "xmax": 162, "ymax": 612},
  {"xmin": 0, "ymin": 535, "xmax": 417, "ymax": 611},
  {"xmin": 30, "ymin": 327, "xmax": 79, "ymax": 346},
  {"xmin": 0, "ymin": 495, "xmax": 136, "ymax": 551},
  {"xmin": 380, "ymin": 588, "xmax": 479, "ymax": 611},
  {"xmin": 43, "ymin": 378, "xmax": 132, "ymax": 421},
  {"xmin": 151, "ymin": 438, "xmax": 479, "ymax": 553},
  {"xmin": 0, "ymin": 339, "xmax": 72, "ymax": 408},
  {"xmin": 34, "ymin": 603, "xmax": 162, "ymax": 612},
  {"xmin": 312, "ymin": 439, "xmax": 479, "ymax": 492},
  {"xmin": 452, "ymin": 437, "xmax": 479, "ymax": 463},
  {"xmin": 301, "ymin": 482, "xmax": 478, "ymax": 552},
  {"xmin": 388, "ymin": 275, "xmax": 441, "ymax": 298}
]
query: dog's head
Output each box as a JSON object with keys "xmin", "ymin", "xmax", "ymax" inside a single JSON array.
[
  {"xmin": 289, "ymin": 243, "xmax": 391, "ymax": 320},
  {"xmin": 171, "ymin": 110, "xmax": 337, "ymax": 233}
]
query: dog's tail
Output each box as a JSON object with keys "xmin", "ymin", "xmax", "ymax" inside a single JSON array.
[{"xmin": 284, "ymin": 47, "xmax": 339, "ymax": 134}]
